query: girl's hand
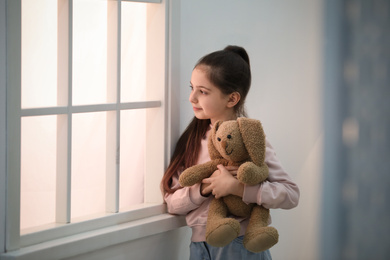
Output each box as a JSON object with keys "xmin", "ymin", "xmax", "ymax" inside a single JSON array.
[
  {"xmin": 201, "ymin": 165, "xmax": 237, "ymax": 196},
  {"xmin": 224, "ymin": 165, "xmax": 239, "ymax": 176},
  {"xmin": 201, "ymin": 165, "xmax": 244, "ymax": 199}
]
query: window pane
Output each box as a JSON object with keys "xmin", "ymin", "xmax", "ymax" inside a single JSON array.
[
  {"xmin": 120, "ymin": 109, "xmax": 146, "ymax": 209},
  {"xmin": 121, "ymin": 3, "xmax": 147, "ymax": 102},
  {"xmin": 72, "ymin": 0, "xmax": 107, "ymax": 105},
  {"xmin": 21, "ymin": 116, "xmax": 57, "ymax": 230},
  {"xmin": 72, "ymin": 112, "xmax": 106, "ymax": 219},
  {"xmin": 21, "ymin": 0, "xmax": 57, "ymax": 109}
]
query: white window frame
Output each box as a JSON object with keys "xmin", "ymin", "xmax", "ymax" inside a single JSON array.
[{"xmin": 1, "ymin": 0, "xmax": 184, "ymax": 258}]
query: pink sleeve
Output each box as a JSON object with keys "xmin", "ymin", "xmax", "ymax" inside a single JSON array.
[
  {"xmin": 164, "ymin": 171, "xmax": 209, "ymax": 215},
  {"xmin": 242, "ymin": 139, "xmax": 300, "ymax": 209}
]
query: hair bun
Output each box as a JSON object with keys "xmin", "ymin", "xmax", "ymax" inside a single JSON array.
[{"xmin": 223, "ymin": 45, "xmax": 250, "ymax": 67}]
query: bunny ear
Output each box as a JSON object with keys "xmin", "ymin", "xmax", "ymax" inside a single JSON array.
[
  {"xmin": 237, "ymin": 118, "xmax": 266, "ymax": 166},
  {"xmin": 208, "ymin": 120, "xmax": 223, "ymax": 159}
]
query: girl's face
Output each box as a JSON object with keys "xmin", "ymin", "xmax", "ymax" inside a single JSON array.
[{"xmin": 189, "ymin": 67, "xmax": 238, "ymax": 125}]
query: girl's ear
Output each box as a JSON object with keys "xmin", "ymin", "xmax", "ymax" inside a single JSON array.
[{"xmin": 227, "ymin": 92, "xmax": 241, "ymax": 108}]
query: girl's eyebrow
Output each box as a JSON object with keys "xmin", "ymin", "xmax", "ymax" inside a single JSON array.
[{"xmin": 189, "ymin": 81, "xmax": 212, "ymax": 91}]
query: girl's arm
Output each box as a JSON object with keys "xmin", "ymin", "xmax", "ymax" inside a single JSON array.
[
  {"xmin": 242, "ymin": 139, "xmax": 300, "ymax": 209},
  {"xmin": 164, "ymin": 170, "xmax": 210, "ymax": 215}
]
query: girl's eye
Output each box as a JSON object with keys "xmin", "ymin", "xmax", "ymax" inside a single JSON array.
[{"xmin": 189, "ymin": 85, "xmax": 208, "ymax": 95}]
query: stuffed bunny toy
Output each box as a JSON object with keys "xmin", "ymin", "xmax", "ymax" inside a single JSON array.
[{"xmin": 179, "ymin": 118, "xmax": 279, "ymax": 253}]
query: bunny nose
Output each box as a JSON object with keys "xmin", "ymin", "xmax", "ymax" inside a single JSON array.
[{"xmin": 221, "ymin": 140, "xmax": 228, "ymax": 149}]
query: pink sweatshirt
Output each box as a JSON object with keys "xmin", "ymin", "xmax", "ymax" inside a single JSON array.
[{"xmin": 164, "ymin": 127, "xmax": 300, "ymax": 242}]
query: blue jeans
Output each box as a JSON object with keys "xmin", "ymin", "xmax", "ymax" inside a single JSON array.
[{"xmin": 189, "ymin": 236, "xmax": 272, "ymax": 260}]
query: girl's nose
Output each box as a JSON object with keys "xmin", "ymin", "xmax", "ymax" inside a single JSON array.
[{"xmin": 189, "ymin": 92, "xmax": 197, "ymax": 103}]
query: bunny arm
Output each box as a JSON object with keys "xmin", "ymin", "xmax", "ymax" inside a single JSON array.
[
  {"xmin": 179, "ymin": 159, "xmax": 228, "ymax": 187},
  {"xmin": 237, "ymin": 162, "xmax": 269, "ymax": 185}
]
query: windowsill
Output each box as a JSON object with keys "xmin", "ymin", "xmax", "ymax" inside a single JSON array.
[{"xmin": 0, "ymin": 213, "xmax": 187, "ymax": 260}]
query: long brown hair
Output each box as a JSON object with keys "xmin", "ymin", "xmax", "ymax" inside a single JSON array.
[
  {"xmin": 162, "ymin": 117, "xmax": 210, "ymax": 193},
  {"xmin": 162, "ymin": 45, "xmax": 251, "ymax": 194}
]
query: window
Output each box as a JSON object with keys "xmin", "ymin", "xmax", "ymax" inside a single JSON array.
[{"xmin": 5, "ymin": 0, "xmax": 169, "ymax": 252}]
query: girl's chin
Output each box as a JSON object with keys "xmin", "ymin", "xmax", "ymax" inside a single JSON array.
[{"xmin": 193, "ymin": 113, "xmax": 208, "ymax": 120}]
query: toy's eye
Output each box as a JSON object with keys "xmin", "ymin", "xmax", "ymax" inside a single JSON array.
[
  {"xmin": 217, "ymin": 137, "xmax": 221, "ymax": 141},
  {"xmin": 227, "ymin": 135, "xmax": 232, "ymax": 139}
]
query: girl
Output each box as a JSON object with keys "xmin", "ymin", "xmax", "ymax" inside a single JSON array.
[{"xmin": 161, "ymin": 45, "xmax": 299, "ymax": 260}]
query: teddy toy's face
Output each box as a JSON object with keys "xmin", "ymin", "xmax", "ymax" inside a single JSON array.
[{"xmin": 213, "ymin": 121, "xmax": 249, "ymax": 162}]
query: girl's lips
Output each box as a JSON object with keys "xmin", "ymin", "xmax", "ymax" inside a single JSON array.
[{"xmin": 193, "ymin": 107, "xmax": 202, "ymax": 111}]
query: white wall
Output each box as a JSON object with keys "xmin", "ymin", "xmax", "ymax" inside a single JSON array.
[
  {"xmin": 179, "ymin": 1, "xmax": 323, "ymax": 259},
  {"xmin": 64, "ymin": 227, "xmax": 191, "ymax": 260}
]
